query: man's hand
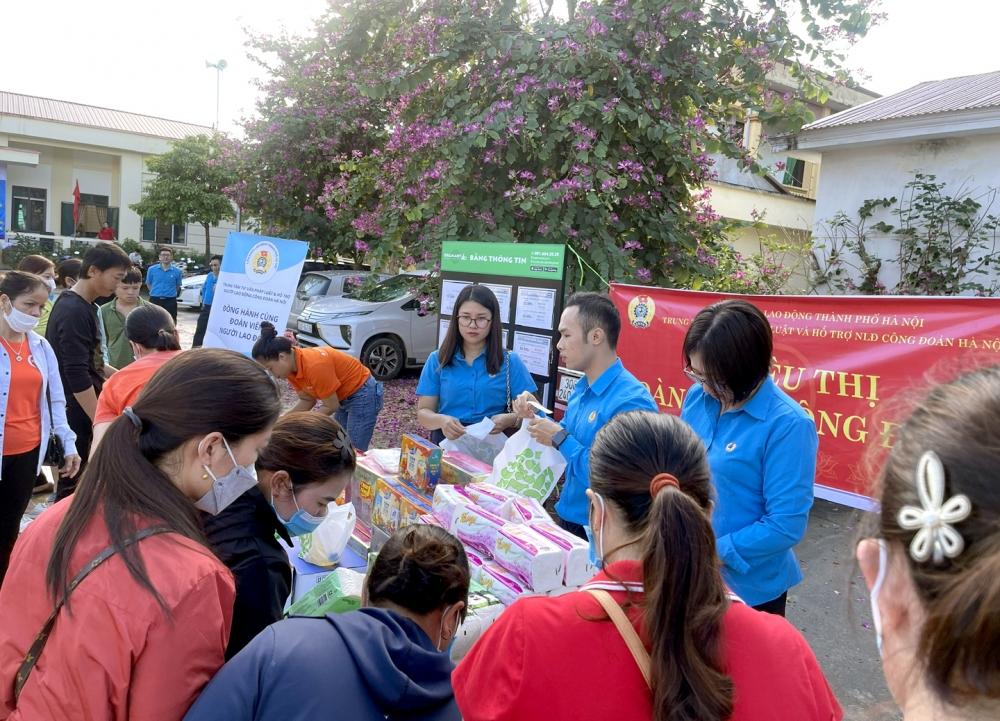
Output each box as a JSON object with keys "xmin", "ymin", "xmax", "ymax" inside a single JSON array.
[
  {"xmin": 512, "ymin": 391, "xmax": 538, "ymax": 420},
  {"xmin": 528, "ymin": 418, "xmax": 563, "ymax": 447},
  {"xmin": 441, "ymin": 416, "xmax": 466, "ymax": 441}
]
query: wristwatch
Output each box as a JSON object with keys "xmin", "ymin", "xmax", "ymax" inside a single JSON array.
[{"xmin": 551, "ymin": 428, "xmax": 569, "ymax": 449}]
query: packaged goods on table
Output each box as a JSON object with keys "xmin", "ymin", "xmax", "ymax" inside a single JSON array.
[
  {"xmin": 450, "ymin": 586, "xmax": 506, "ymax": 662},
  {"xmin": 347, "ymin": 456, "xmax": 387, "ymax": 533},
  {"xmin": 298, "ymin": 502, "xmax": 357, "ymax": 567},
  {"xmin": 462, "ymin": 481, "xmax": 520, "ymax": 516},
  {"xmin": 371, "ymin": 476, "xmax": 432, "ymax": 536},
  {"xmin": 530, "ymin": 520, "xmax": 597, "ymax": 587},
  {"xmin": 468, "ymin": 550, "xmax": 530, "ymax": 607},
  {"xmin": 453, "ymin": 503, "xmax": 508, "ymax": 557},
  {"xmin": 399, "ymin": 433, "xmax": 442, "ymax": 491},
  {"xmin": 502, "ymin": 495, "xmax": 549, "ymax": 524},
  {"xmin": 431, "ymin": 484, "xmax": 472, "ymax": 531},
  {"xmin": 492, "ymin": 523, "xmax": 566, "ymax": 593},
  {"xmin": 286, "ymin": 568, "xmax": 366, "ymax": 616},
  {"xmin": 440, "ymin": 451, "xmax": 492, "ymax": 486}
]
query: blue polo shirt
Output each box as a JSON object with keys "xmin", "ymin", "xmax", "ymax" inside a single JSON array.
[
  {"xmin": 681, "ymin": 378, "xmax": 818, "ymax": 606},
  {"xmin": 202, "ymin": 272, "xmax": 218, "ymax": 306},
  {"xmin": 417, "ymin": 349, "xmax": 536, "ymax": 426},
  {"xmin": 146, "ymin": 264, "xmax": 183, "ymax": 298},
  {"xmin": 555, "ymin": 359, "xmax": 657, "ymax": 526}
]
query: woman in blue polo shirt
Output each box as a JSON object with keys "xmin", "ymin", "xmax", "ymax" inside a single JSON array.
[
  {"xmin": 417, "ymin": 285, "xmax": 535, "ymax": 444},
  {"xmin": 680, "ymin": 299, "xmax": 818, "ymax": 617}
]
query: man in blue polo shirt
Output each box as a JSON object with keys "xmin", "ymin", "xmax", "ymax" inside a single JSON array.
[
  {"xmin": 192, "ymin": 254, "xmax": 221, "ymax": 347},
  {"xmin": 144, "ymin": 247, "xmax": 183, "ymax": 321},
  {"xmin": 514, "ymin": 292, "xmax": 656, "ymax": 538}
]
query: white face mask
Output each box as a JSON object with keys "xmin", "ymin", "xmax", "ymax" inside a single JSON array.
[
  {"xmin": 3, "ymin": 301, "xmax": 40, "ymax": 334},
  {"xmin": 869, "ymin": 539, "xmax": 889, "ymax": 658},
  {"xmin": 195, "ymin": 437, "xmax": 258, "ymax": 515}
]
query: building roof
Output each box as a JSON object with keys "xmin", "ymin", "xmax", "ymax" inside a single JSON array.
[
  {"xmin": 803, "ymin": 70, "xmax": 1000, "ymax": 132},
  {"xmin": 0, "ymin": 90, "xmax": 211, "ymax": 140}
]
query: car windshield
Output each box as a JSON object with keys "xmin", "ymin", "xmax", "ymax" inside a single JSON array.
[{"xmin": 347, "ymin": 274, "xmax": 418, "ymax": 303}]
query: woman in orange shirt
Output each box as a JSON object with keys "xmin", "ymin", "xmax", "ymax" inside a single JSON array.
[
  {"xmin": 92, "ymin": 304, "xmax": 184, "ymax": 449},
  {"xmin": 0, "ymin": 271, "xmax": 81, "ymax": 587},
  {"xmin": 252, "ymin": 322, "xmax": 384, "ymax": 450}
]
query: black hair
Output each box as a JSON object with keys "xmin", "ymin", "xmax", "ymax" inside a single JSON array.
[
  {"xmin": 126, "ymin": 304, "xmax": 181, "ymax": 352},
  {"xmin": 438, "ymin": 284, "xmax": 504, "ymax": 374},
  {"xmin": 366, "ymin": 525, "xmax": 470, "ymax": 621},
  {"xmin": 252, "ymin": 321, "xmax": 294, "ymax": 361},
  {"xmin": 0, "ymin": 271, "xmax": 47, "ymax": 301},
  {"xmin": 46, "ymin": 349, "xmax": 282, "ymax": 610},
  {"xmin": 122, "ymin": 266, "xmax": 143, "ymax": 285},
  {"xmin": 210, "ymin": 255, "xmax": 222, "ymax": 263},
  {"xmin": 566, "ymin": 292, "xmax": 621, "ymax": 348},
  {"xmin": 158, "ymin": 247, "xmax": 173, "ymax": 256},
  {"xmin": 81, "ymin": 243, "xmax": 131, "ymax": 276},
  {"xmin": 56, "ymin": 258, "xmax": 82, "ymax": 288},
  {"xmin": 16, "ymin": 255, "xmax": 55, "ymax": 276},
  {"xmin": 682, "ymin": 299, "xmax": 772, "ymax": 404},
  {"xmin": 590, "ymin": 410, "xmax": 731, "ymax": 721},
  {"xmin": 256, "ymin": 413, "xmax": 357, "ymax": 489}
]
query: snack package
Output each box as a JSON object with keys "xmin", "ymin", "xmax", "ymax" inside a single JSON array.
[
  {"xmin": 432, "ymin": 484, "xmax": 471, "ymax": 531},
  {"xmin": 418, "ymin": 513, "xmax": 447, "ymax": 529},
  {"xmin": 493, "ymin": 523, "xmax": 565, "ymax": 593},
  {"xmin": 476, "ymin": 559, "xmax": 529, "ymax": 606},
  {"xmin": 462, "ymin": 482, "xmax": 519, "ymax": 516},
  {"xmin": 530, "ymin": 520, "xmax": 597, "ymax": 587},
  {"xmin": 450, "ymin": 589, "xmax": 506, "ymax": 662},
  {"xmin": 440, "ymin": 452, "xmax": 492, "ymax": 486},
  {"xmin": 399, "ymin": 434, "xmax": 443, "ymax": 491},
  {"xmin": 348, "ymin": 456, "xmax": 386, "ymax": 533},
  {"xmin": 371, "ymin": 476, "xmax": 432, "ymax": 536},
  {"xmin": 502, "ymin": 495, "xmax": 550, "ymax": 524},
  {"xmin": 453, "ymin": 503, "xmax": 507, "ymax": 557},
  {"xmin": 286, "ymin": 568, "xmax": 366, "ymax": 616}
]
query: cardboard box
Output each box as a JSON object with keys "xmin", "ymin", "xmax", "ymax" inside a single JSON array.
[
  {"xmin": 349, "ymin": 456, "xmax": 390, "ymax": 533},
  {"xmin": 371, "ymin": 476, "xmax": 433, "ymax": 536},
  {"xmin": 399, "ymin": 434, "xmax": 443, "ymax": 491},
  {"xmin": 440, "ymin": 452, "xmax": 492, "ymax": 486}
]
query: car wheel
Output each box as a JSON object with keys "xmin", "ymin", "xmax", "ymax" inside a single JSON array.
[{"xmin": 362, "ymin": 336, "xmax": 404, "ymax": 381}]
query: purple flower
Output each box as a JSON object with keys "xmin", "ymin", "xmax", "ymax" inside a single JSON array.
[
  {"xmin": 636, "ymin": 267, "xmax": 653, "ymax": 282},
  {"xmin": 538, "ymin": 223, "xmax": 550, "ymax": 236},
  {"xmin": 354, "ymin": 239, "xmax": 370, "ymax": 252},
  {"xmin": 624, "ymin": 240, "xmax": 643, "ymax": 250}
]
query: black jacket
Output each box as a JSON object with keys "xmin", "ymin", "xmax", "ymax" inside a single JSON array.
[
  {"xmin": 184, "ymin": 609, "xmax": 461, "ymax": 721},
  {"xmin": 202, "ymin": 488, "xmax": 293, "ymax": 659}
]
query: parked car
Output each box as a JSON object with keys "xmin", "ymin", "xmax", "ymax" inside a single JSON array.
[
  {"xmin": 292, "ymin": 272, "xmax": 438, "ymax": 380},
  {"xmin": 179, "ymin": 273, "xmax": 209, "ymax": 309},
  {"xmin": 288, "ymin": 270, "xmax": 390, "ymax": 327}
]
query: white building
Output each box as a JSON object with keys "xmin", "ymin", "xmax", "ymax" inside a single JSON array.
[
  {"xmin": 789, "ymin": 70, "xmax": 1000, "ymax": 290},
  {"xmin": 0, "ymin": 90, "xmax": 236, "ymax": 258}
]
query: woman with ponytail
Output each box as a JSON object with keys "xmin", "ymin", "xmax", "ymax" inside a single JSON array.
[
  {"xmin": 857, "ymin": 366, "xmax": 1000, "ymax": 720},
  {"xmin": 91, "ymin": 304, "xmax": 183, "ymax": 449},
  {"xmin": 0, "ymin": 349, "xmax": 281, "ymax": 720},
  {"xmin": 454, "ymin": 410, "xmax": 841, "ymax": 721}
]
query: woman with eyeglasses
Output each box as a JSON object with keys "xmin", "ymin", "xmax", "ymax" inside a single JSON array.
[
  {"xmin": 252, "ymin": 322, "xmax": 384, "ymax": 451},
  {"xmin": 679, "ymin": 299, "xmax": 818, "ymax": 616},
  {"xmin": 417, "ymin": 285, "xmax": 535, "ymax": 444}
]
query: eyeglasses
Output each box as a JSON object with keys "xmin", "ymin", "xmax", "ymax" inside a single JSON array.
[
  {"xmin": 683, "ymin": 365, "xmax": 708, "ymax": 385},
  {"xmin": 457, "ymin": 315, "xmax": 492, "ymax": 328}
]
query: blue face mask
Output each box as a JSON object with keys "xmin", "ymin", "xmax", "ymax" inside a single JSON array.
[
  {"xmin": 586, "ymin": 493, "xmax": 606, "ymax": 570},
  {"xmin": 271, "ymin": 489, "xmax": 324, "ymax": 537}
]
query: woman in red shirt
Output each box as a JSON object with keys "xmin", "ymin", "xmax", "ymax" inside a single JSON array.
[
  {"xmin": 252, "ymin": 322, "xmax": 384, "ymax": 450},
  {"xmin": 454, "ymin": 410, "xmax": 842, "ymax": 721},
  {"xmin": 0, "ymin": 349, "xmax": 282, "ymax": 721}
]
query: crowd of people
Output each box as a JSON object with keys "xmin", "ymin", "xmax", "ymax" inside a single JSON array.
[{"xmin": 0, "ymin": 245, "xmax": 996, "ymax": 721}]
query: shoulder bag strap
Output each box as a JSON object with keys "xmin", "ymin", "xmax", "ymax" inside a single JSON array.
[
  {"xmin": 13, "ymin": 526, "xmax": 172, "ymax": 700},
  {"xmin": 584, "ymin": 588, "xmax": 652, "ymax": 689},
  {"xmin": 44, "ymin": 379, "xmax": 55, "ymax": 434},
  {"xmin": 505, "ymin": 350, "xmax": 511, "ymax": 413}
]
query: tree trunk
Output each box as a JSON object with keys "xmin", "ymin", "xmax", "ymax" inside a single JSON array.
[{"xmin": 203, "ymin": 223, "xmax": 212, "ymax": 260}]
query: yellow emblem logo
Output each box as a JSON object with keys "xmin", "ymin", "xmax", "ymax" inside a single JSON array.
[
  {"xmin": 244, "ymin": 241, "xmax": 280, "ymax": 283},
  {"xmin": 627, "ymin": 294, "xmax": 655, "ymax": 329},
  {"xmin": 588, "ymin": 410, "xmax": 598, "ymax": 423}
]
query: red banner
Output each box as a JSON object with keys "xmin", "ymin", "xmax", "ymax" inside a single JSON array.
[{"xmin": 610, "ymin": 284, "xmax": 1000, "ymax": 509}]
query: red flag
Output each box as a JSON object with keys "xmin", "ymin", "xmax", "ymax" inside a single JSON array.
[{"xmin": 72, "ymin": 180, "xmax": 81, "ymax": 230}]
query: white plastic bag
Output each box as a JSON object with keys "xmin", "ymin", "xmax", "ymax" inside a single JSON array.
[
  {"xmin": 489, "ymin": 425, "xmax": 566, "ymax": 502},
  {"xmin": 299, "ymin": 502, "xmax": 357, "ymax": 567},
  {"xmin": 441, "ymin": 418, "xmax": 508, "ymax": 466}
]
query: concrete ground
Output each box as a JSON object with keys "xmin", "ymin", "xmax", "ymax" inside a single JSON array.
[{"xmin": 174, "ymin": 308, "xmax": 901, "ymax": 719}]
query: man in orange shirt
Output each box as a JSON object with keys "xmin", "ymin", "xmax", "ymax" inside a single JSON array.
[
  {"xmin": 92, "ymin": 305, "xmax": 183, "ymax": 448},
  {"xmin": 252, "ymin": 322, "xmax": 384, "ymax": 450}
]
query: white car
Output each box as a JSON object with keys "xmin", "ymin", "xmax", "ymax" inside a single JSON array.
[
  {"xmin": 288, "ymin": 270, "xmax": 389, "ymax": 327},
  {"xmin": 292, "ymin": 273, "xmax": 438, "ymax": 380},
  {"xmin": 178, "ymin": 274, "xmax": 207, "ymax": 309}
]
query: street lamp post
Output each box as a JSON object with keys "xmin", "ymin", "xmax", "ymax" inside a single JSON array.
[{"xmin": 205, "ymin": 59, "xmax": 227, "ymax": 130}]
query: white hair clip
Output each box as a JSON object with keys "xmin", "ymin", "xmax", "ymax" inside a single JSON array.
[{"xmin": 897, "ymin": 450, "xmax": 972, "ymax": 564}]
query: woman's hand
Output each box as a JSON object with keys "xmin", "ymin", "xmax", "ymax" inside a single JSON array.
[
  {"xmin": 512, "ymin": 391, "xmax": 538, "ymax": 420},
  {"xmin": 441, "ymin": 416, "xmax": 466, "ymax": 441},
  {"xmin": 59, "ymin": 454, "xmax": 81, "ymax": 478},
  {"xmin": 490, "ymin": 413, "xmax": 518, "ymax": 433}
]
